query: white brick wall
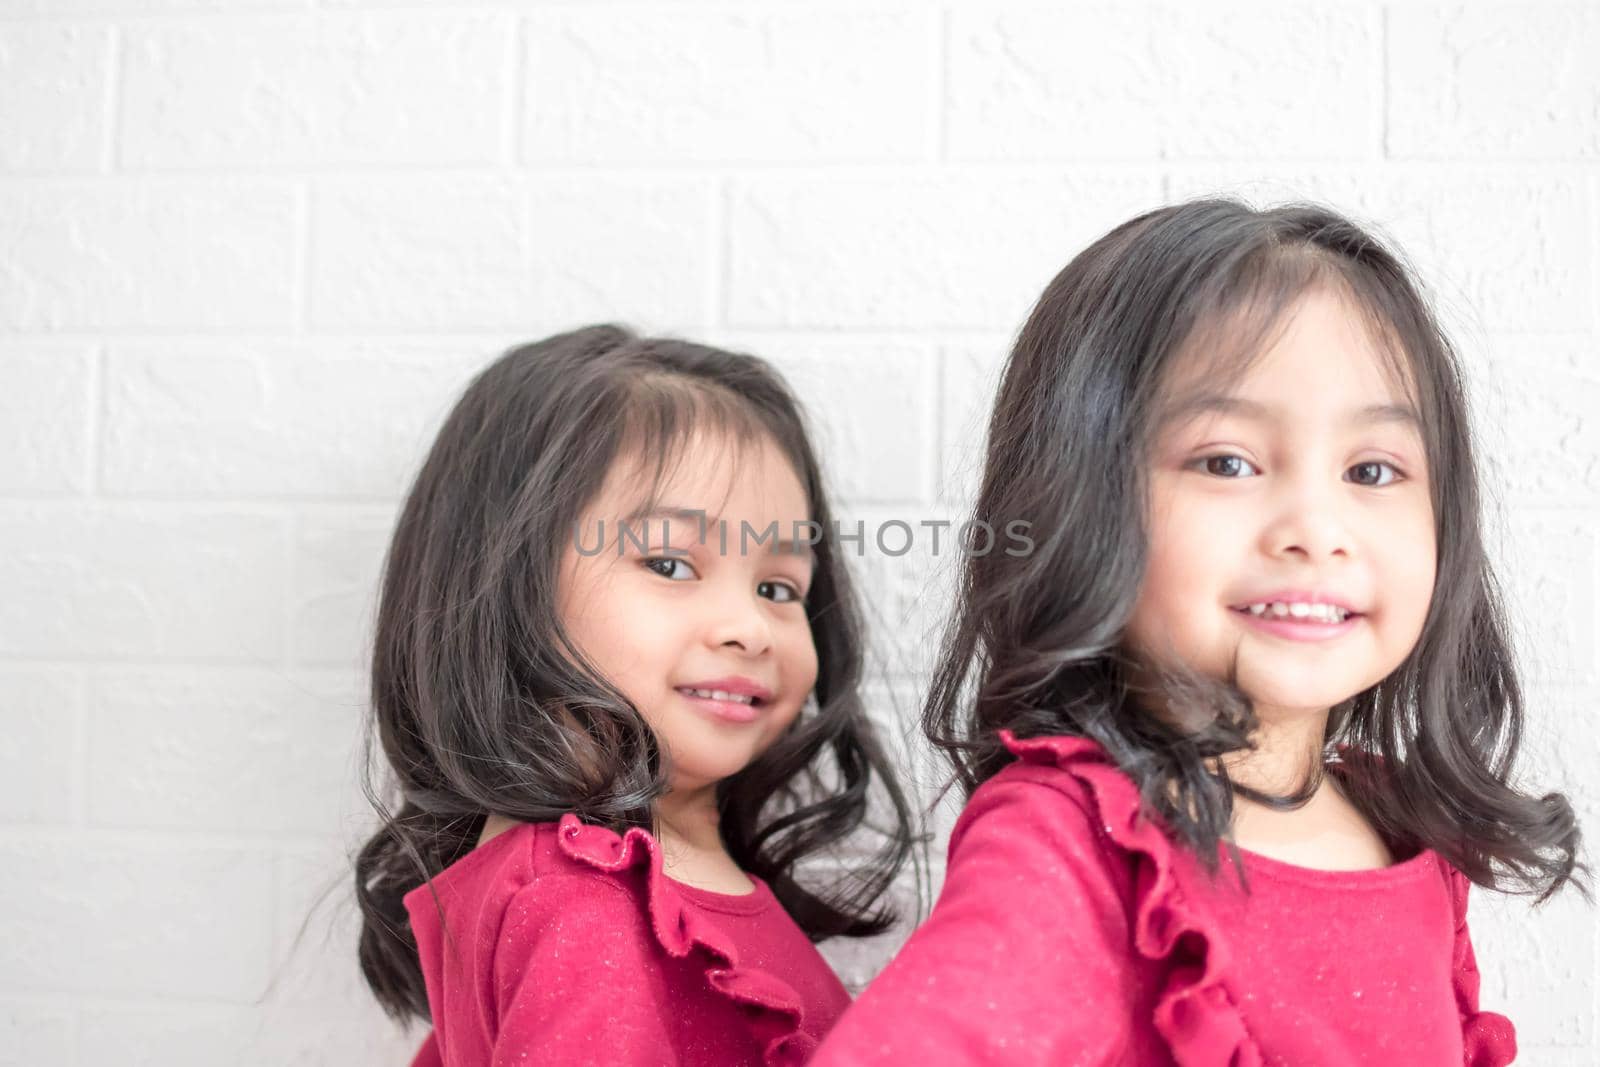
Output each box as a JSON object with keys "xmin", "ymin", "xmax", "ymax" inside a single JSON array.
[{"xmin": 1, "ymin": 2, "xmax": 1595, "ymax": 1064}]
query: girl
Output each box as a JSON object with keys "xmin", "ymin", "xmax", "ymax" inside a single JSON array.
[
  {"xmin": 812, "ymin": 199, "xmax": 1589, "ymax": 1065},
  {"xmin": 353, "ymin": 326, "xmax": 916, "ymax": 1066}
]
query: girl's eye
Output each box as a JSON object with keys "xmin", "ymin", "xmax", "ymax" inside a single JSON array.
[
  {"xmin": 643, "ymin": 556, "xmax": 697, "ymax": 581},
  {"xmin": 1191, "ymin": 454, "xmax": 1406, "ymax": 487},
  {"xmin": 1347, "ymin": 460, "xmax": 1403, "ymax": 487},
  {"xmin": 1195, "ymin": 454, "xmax": 1258, "ymax": 478},
  {"xmin": 758, "ymin": 580, "xmax": 804, "ymax": 605}
]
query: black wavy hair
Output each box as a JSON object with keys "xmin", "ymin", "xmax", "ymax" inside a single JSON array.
[
  {"xmin": 926, "ymin": 197, "xmax": 1588, "ymax": 904},
  {"xmin": 354, "ymin": 325, "xmax": 917, "ymax": 1025}
]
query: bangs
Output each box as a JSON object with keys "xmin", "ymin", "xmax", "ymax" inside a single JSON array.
[
  {"xmin": 1153, "ymin": 243, "xmax": 1424, "ymax": 430},
  {"xmin": 606, "ymin": 370, "xmax": 806, "ymax": 525}
]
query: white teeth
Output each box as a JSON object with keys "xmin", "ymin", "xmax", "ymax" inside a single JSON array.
[
  {"xmin": 1240, "ymin": 601, "xmax": 1351, "ymax": 623},
  {"xmin": 682, "ymin": 687, "xmax": 755, "ymax": 704}
]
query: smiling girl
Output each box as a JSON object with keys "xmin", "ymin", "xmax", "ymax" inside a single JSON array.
[
  {"xmin": 353, "ymin": 326, "xmax": 914, "ymax": 1066},
  {"xmin": 813, "ymin": 200, "xmax": 1589, "ymax": 1065}
]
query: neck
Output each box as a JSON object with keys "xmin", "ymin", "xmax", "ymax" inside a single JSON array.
[
  {"xmin": 1126, "ymin": 657, "xmax": 1334, "ymax": 797},
  {"xmin": 1215, "ymin": 704, "xmax": 1332, "ymax": 796},
  {"xmin": 654, "ymin": 782, "xmax": 726, "ymax": 855}
]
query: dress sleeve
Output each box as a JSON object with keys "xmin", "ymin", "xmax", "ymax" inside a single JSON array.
[
  {"xmin": 1445, "ymin": 865, "xmax": 1517, "ymax": 1067},
  {"xmin": 489, "ymin": 877, "xmax": 676, "ymax": 1067},
  {"xmin": 811, "ymin": 768, "xmax": 1145, "ymax": 1065}
]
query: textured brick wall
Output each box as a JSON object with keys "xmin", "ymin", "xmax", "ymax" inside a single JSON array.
[{"xmin": 1, "ymin": 2, "xmax": 1595, "ymax": 1063}]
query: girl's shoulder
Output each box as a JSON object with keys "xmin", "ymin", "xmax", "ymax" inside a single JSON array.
[
  {"xmin": 400, "ymin": 816, "xmax": 683, "ymax": 949},
  {"xmin": 485, "ymin": 816, "xmax": 823, "ymax": 1063},
  {"xmin": 405, "ymin": 816, "xmax": 827, "ymax": 1066},
  {"xmin": 537, "ymin": 814, "xmax": 782, "ymax": 921},
  {"xmin": 411, "ymin": 814, "xmax": 778, "ymax": 921},
  {"xmin": 947, "ymin": 730, "xmax": 1158, "ymax": 920},
  {"xmin": 959, "ymin": 729, "xmax": 1145, "ymax": 858},
  {"xmin": 956, "ymin": 731, "xmax": 1267, "ymax": 1059}
]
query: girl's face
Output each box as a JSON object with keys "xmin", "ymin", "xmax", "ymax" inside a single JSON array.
[
  {"xmin": 1126, "ymin": 285, "xmax": 1437, "ymax": 722},
  {"xmin": 557, "ymin": 431, "xmax": 818, "ymax": 794}
]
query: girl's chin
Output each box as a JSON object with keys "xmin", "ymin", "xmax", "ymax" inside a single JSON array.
[{"xmin": 1235, "ymin": 663, "xmax": 1371, "ymax": 710}]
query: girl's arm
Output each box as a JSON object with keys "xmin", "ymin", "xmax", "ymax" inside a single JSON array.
[
  {"xmin": 812, "ymin": 768, "xmax": 1146, "ymax": 1065},
  {"xmin": 490, "ymin": 878, "xmax": 675, "ymax": 1067},
  {"xmin": 1445, "ymin": 866, "xmax": 1518, "ymax": 1065}
]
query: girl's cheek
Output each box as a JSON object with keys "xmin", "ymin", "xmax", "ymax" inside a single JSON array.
[{"xmin": 784, "ymin": 637, "xmax": 820, "ymax": 710}]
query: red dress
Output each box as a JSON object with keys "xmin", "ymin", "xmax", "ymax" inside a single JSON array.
[
  {"xmin": 812, "ymin": 731, "xmax": 1517, "ymax": 1066},
  {"xmin": 402, "ymin": 814, "xmax": 851, "ymax": 1066}
]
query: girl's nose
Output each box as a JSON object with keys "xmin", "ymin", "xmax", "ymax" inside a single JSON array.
[
  {"xmin": 1262, "ymin": 482, "xmax": 1355, "ymax": 563},
  {"xmin": 706, "ymin": 587, "xmax": 775, "ymax": 656}
]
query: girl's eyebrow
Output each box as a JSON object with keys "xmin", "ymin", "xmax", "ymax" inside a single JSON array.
[
  {"xmin": 1167, "ymin": 392, "xmax": 1422, "ymax": 431},
  {"xmin": 621, "ymin": 504, "xmax": 817, "ymax": 561},
  {"xmin": 623, "ymin": 504, "xmax": 709, "ymax": 527}
]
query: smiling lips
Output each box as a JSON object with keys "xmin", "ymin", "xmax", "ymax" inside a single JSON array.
[
  {"xmin": 675, "ymin": 677, "xmax": 774, "ymax": 724},
  {"xmin": 1234, "ymin": 601, "xmax": 1353, "ymax": 624},
  {"xmin": 1229, "ymin": 596, "xmax": 1364, "ymax": 642},
  {"xmin": 1230, "ymin": 589, "xmax": 1362, "ymax": 620}
]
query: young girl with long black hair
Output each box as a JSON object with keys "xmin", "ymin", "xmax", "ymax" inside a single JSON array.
[
  {"xmin": 815, "ymin": 199, "xmax": 1587, "ymax": 1065},
  {"xmin": 353, "ymin": 325, "xmax": 915, "ymax": 1066}
]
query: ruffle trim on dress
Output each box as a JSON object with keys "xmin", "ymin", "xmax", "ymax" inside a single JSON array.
[
  {"xmin": 1444, "ymin": 864, "xmax": 1518, "ymax": 1067},
  {"xmin": 552, "ymin": 812, "xmax": 815, "ymax": 1067},
  {"xmin": 997, "ymin": 730, "xmax": 1264, "ymax": 1067}
]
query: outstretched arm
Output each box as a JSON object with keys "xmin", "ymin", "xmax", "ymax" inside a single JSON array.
[{"xmin": 812, "ymin": 770, "xmax": 1145, "ymax": 1065}]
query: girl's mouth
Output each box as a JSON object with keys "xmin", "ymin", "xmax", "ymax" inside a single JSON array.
[
  {"xmin": 1229, "ymin": 603, "xmax": 1364, "ymax": 643},
  {"xmin": 675, "ymin": 686, "xmax": 764, "ymax": 724}
]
